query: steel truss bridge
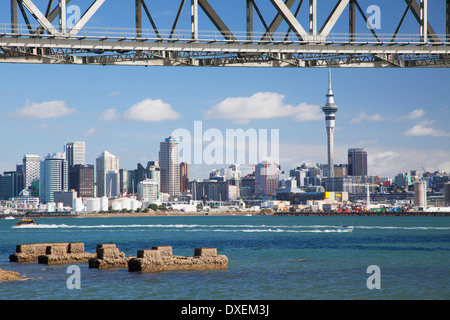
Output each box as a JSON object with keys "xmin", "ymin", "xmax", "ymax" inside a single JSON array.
[{"xmin": 0, "ymin": 0, "xmax": 449, "ymax": 68}]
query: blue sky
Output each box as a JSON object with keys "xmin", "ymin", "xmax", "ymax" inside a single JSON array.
[{"xmin": 1, "ymin": 1, "xmax": 449, "ymax": 180}]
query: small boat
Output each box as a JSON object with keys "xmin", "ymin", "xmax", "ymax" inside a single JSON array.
[
  {"xmin": 4, "ymin": 216, "xmax": 15, "ymax": 220},
  {"xmin": 15, "ymin": 218, "xmax": 37, "ymax": 226},
  {"xmin": 337, "ymin": 224, "xmax": 353, "ymax": 232}
]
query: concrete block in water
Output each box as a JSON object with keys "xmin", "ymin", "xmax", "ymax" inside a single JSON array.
[{"xmin": 128, "ymin": 246, "xmax": 228, "ymax": 272}]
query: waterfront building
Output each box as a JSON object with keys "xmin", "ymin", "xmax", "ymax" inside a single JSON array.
[
  {"xmin": 1, "ymin": 168, "xmax": 24, "ymax": 199},
  {"xmin": 180, "ymin": 162, "xmax": 189, "ymax": 193},
  {"xmin": 444, "ymin": 182, "xmax": 450, "ymax": 206},
  {"xmin": 147, "ymin": 161, "xmax": 161, "ymax": 193},
  {"xmin": 190, "ymin": 180, "xmax": 235, "ymax": 202},
  {"xmin": 414, "ymin": 181, "xmax": 427, "ymax": 210},
  {"xmin": 40, "ymin": 153, "xmax": 68, "ymax": 203},
  {"xmin": 348, "ymin": 148, "xmax": 368, "ymax": 176},
  {"xmin": 69, "ymin": 164, "xmax": 95, "ymax": 198},
  {"xmin": 96, "ymin": 151, "xmax": 119, "ymax": 197},
  {"xmin": 54, "ymin": 190, "xmax": 77, "ymax": 208},
  {"xmin": 240, "ymin": 173, "xmax": 255, "ymax": 198},
  {"xmin": 0, "ymin": 174, "xmax": 13, "ymax": 201},
  {"xmin": 321, "ymin": 69, "xmax": 338, "ymax": 179},
  {"xmin": 65, "ymin": 141, "xmax": 85, "ymax": 166},
  {"xmin": 22, "ymin": 154, "xmax": 40, "ymax": 189},
  {"xmin": 106, "ymin": 171, "xmax": 120, "ymax": 198},
  {"xmin": 254, "ymin": 160, "xmax": 279, "ymax": 197},
  {"xmin": 159, "ymin": 136, "xmax": 180, "ymax": 197},
  {"xmin": 137, "ymin": 179, "xmax": 159, "ymax": 202}
]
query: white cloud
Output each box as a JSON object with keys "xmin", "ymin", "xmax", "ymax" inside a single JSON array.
[
  {"xmin": 100, "ymin": 108, "xmax": 120, "ymax": 121},
  {"xmin": 83, "ymin": 127, "xmax": 98, "ymax": 137},
  {"xmin": 403, "ymin": 120, "xmax": 450, "ymax": 137},
  {"xmin": 205, "ymin": 92, "xmax": 322, "ymax": 124},
  {"xmin": 123, "ymin": 98, "xmax": 181, "ymax": 122},
  {"xmin": 406, "ymin": 108, "xmax": 425, "ymax": 120},
  {"xmin": 109, "ymin": 91, "xmax": 121, "ymax": 97},
  {"xmin": 350, "ymin": 112, "xmax": 384, "ymax": 124},
  {"xmin": 10, "ymin": 100, "xmax": 76, "ymax": 120}
]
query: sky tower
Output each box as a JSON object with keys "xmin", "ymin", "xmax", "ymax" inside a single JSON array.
[{"xmin": 322, "ymin": 69, "xmax": 338, "ymax": 178}]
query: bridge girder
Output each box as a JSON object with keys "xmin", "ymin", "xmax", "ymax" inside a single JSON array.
[{"xmin": 1, "ymin": 0, "xmax": 449, "ymax": 68}]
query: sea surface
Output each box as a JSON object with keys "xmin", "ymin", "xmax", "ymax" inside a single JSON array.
[{"xmin": 0, "ymin": 215, "xmax": 449, "ymax": 300}]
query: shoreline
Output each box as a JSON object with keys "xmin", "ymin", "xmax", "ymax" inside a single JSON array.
[{"xmin": 2, "ymin": 211, "xmax": 450, "ymax": 219}]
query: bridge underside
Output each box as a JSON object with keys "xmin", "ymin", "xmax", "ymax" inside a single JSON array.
[
  {"xmin": 1, "ymin": 0, "xmax": 449, "ymax": 68},
  {"xmin": 0, "ymin": 37, "xmax": 448, "ymax": 68}
]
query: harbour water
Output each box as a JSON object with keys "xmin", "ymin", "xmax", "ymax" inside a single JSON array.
[{"xmin": 0, "ymin": 215, "xmax": 449, "ymax": 300}]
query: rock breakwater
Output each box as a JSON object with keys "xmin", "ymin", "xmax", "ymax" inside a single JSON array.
[
  {"xmin": 9, "ymin": 243, "xmax": 228, "ymax": 274},
  {"xmin": 128, "ymin": 246, "xmax": 228, "ymax": 272}
]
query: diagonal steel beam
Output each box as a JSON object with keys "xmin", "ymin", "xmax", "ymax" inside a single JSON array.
[
  {"xmin": 270, "ymin": 0, "xmax": 308, "ymax": 40},
  {"xmin": 19, "ymin": 0, "xmax": 58, "ymax": 34},
  {"xmin": 319, "ymin": 0, "xmax": 349, "ymax": 37},
  {"xmin": 354, "ymin": 0, "xmax": 380, "ymax": 42},
  {"xmin": 140, "ymin": 0, "xmax": 161, "ymax": 38},
  {"xmin": 35, "ymin": 0, "xmax": 71, "ymax": 34},
  {"xmin": 68, "ymin": 0, "xmax": 105, "ymax": 36},
  {"xmin": 169, "ymin": 0, "xmax": 185, "ymax": 39},
  {"xmin": 198, "ymin": 0, "xmax": 235, "ymax": 41},
  {"xmin": 261, "ymin": 0, "xmax": 296, "ymax": 41}
]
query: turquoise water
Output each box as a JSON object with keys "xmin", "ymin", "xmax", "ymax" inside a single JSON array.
[{"xmin": 0, "ymin": 215, "xmax": 449, "ymax": 300}]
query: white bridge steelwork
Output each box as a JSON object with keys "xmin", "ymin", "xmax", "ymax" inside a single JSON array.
[{"xmin": 0, "ymin": 0, "xmax": 449, "ymax": 68}]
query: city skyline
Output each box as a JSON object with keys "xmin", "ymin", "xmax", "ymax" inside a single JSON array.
[
  {"xmin": 0, "ymin": 2, "xmax": 449, "ymax": 180},
  {"xmin": 1, "ymin": 66, "xmax": 448, "ymax": 181}
]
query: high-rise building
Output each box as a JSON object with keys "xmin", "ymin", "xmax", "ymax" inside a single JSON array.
[
  {"xmin": 40, "ymin": 153, "xmax": 68, "ymax": 203},
  {"xmin": 106, "ymin": 171, "xmax": 120, "ymax": 198},
  {"xmin": 22, "ymin": 155, "xmax": 41, "ymax": 189},
  {"xmin": 321, "ymin": 69, "xmax": 339, "ymax": 179},
  {"xmin": 69, "ymin": 164, "xmax": 95, "ymax": 198},
  {"xmin": 0, "ymin": 174, "xmax": 13, "ymax": 200},
  {"xmin": 348, "ymin": 148, "xmax": 368, "ymax": 176},
  {"xmin": 137, "ymin": 179, "xmax": 159, "ymax": 202},
  {"xmin": 96, "ymin": 151, "xmax": 119, "ymax": 197},
  {"xmin": 65, "ymin": 141, "xmax": 85, "ymax": 166},
  {"xmin": 180, "ymin": 162, "xmax": 189, "ymax": 193},
  {"xmin": 254, "ymin": 160, "xmax": 279, "ymax": 197},
  {"xmin": 147, "ymin": 161, "xmax": 160, "ymax": 193},
  {"xmin": 159, "ymin": 136, "xmax": 180, "ymax": 197}
]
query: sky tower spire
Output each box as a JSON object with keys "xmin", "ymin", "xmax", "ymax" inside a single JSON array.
[{"xmin": 322, "ymin": 69, "xmax": 339, "ymax": 179}]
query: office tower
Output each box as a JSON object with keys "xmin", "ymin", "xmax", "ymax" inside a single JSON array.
[
  {"xmin": 2, "ymin": 169, "xmax": 24, "ymax": 198},
  {"xmin": 147, "ymin": 161, "xmax": 160, "ymax": 193},
  {"xmin": 444, "ymin": 182, "xmax": 450, "ymax": 206},
  {"xmin": 96, "ymin": 151, "xmax": 119, "ymax": 197},
  {"xmin": 0, "ymin": 174, "xmax": 13, "ymax": 200},
  {"xmin": 180, "ymin": 162, "xmax": 189, "ymax": 193},
  {"xmin": 65, "ymin": 141, "xmax": 85, "ymax": 166},
  {"xmin": 137, "ymin": 179, "xmax": 159, "ymax": 202},
  {"xmin": 254, "ymin": 160, "xmax": 278, "ymax": 197},
  {"xmin": 348, "ymin": 148, "xmax": 368, "ymax": 176},
  {"xmin": 119, "ymin": 169, "xmax": 131, "ymax": 195},
  {"xmin": 159, "ymin": 136, "xmax": 180, "ymax": 196},
  {"xmin": 40, "ymin": 153, "xmax": 68, "ymax": 203},
  {"xmin": 69, "ymin": 164, "xmax": 95, "ymax": 198},
  {"xmin": 22, "ymin": 155, "xmax": 41, "ymax": 189},
  {"xmin": 105, "ymin": 171, "xmax": 120, "ymax": 198},
  {"xmin": 321, "ymin": 69, "xmax": 339, "ymax": 179}
]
